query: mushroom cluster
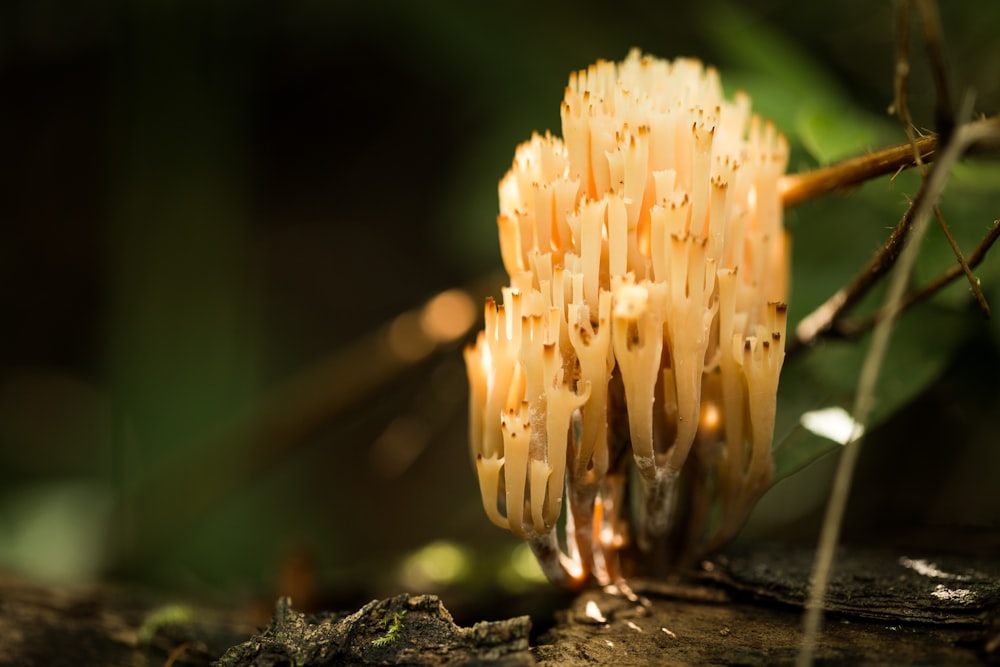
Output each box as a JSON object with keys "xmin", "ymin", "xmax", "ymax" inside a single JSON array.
[{"xmin": 465, "ymin": 50, "xmax": 789, "ymax": 588}]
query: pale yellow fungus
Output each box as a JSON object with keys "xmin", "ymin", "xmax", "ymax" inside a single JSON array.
[{"xmin": 465, "ymin": 50, "xmax": 789, "ymax": 587}]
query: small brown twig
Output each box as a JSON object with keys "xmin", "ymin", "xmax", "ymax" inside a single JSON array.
[
  {"xmin": 929, "ymin": 209, "xmax": 992, "ymax": 318},
  {"xmin": 778, "ymin": 134, "xmax": 936, "ymax": 207},
  {"xmin": 788, "ymin": 118, "xmax": 1000, "ymax": 353},
  {"xmin": 788, "ymin": 0, "xmax": 1000, "ymax": 356},
  {"xmin": 893, "ymin": 0, "xmax": 919, "ymax": 164},
  {"xmin": 898, "ymin": 0, "xmax": 987, "ymax": 319},
  {"xmin": 798, "ymin": 86, "xmax": 983, "ymax": 667},
  {"xmin": 162, "ymin": 643, "xmax": 191, "ymax": 667},
  {"xmin": 798, "ymin": 7, "xmax": 989, "ymax": 658},
  {"xmin": 779, "ymin": 116, "xmax": 1000, "ymax": 208},
  {"xmin": 791, "ymin": 180, "xmax": 922, "ymax": 350},
  {"xmin": 917, "ymin": 0, "xmax": 955, "ymax": 140},
  {"xmin": 837, "ymin": 218, "xmax": 1000, "ymax": 339}
]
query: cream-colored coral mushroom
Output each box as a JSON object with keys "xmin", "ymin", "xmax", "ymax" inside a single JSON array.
[{"xmin": 465, "ymin": 49, "xmax": 789, "ymax": 588}]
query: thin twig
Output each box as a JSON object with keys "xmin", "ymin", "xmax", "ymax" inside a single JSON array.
[
  {"xmin": 792, "ymin": 188, "xmax": 922, "ymax": 349},
  {"xmin": 893, "ymin": 0, "xmax": 917, "ymax": 163},
  {"xmin": 839, "ymin": 218, "xmax": 1000, "ymax": 338},
  {"xmin": 797, "ymin": 91, "xmax": 985, "ymax": 667},
  {"xmin": 791, "ymin": 114, "xmax": 1000, "ymax": 352},
  {"xmin": 162, "ymin": 643, "xmax": 191, "ymax": 667},
  {"xmin": 912, "ymin": 0, "xmax": 987, "ymax": 315},
  {"xmin": 917, "ymin": 0, "xmax": 954, "ymax": 140},
  {"xmin": 779, "ymin": 135, "xmax": 935, "ymax": 207},
  {"xmin": 930, "ymin": 206, "xmax": 992, "ymax": 317},
  {"xmin": 788, "ymin": 0, "xmax": 1000, "ymax": 355},
  {"xmin": 779, "ymin": 115, "xmax": 1000, "ymax": 209},
  {"xmin": 895, "ymin": 219, "xmax": 1000, "ymax": 316},
  {"xmin": 795, "ymin": 32, "xmax": 990, "ymax": 661},
  {"xmin": 899, "ymin": 0, "xmax": 988, "ymax": 319},
  {"xmin": 789, "ymin": 17, "xmax": 929, "ymax": 352}
]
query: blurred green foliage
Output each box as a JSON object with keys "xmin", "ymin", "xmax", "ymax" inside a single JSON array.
[{"xmin": 0, "ymin": 0, "xmax": 998, "ymax": 605}]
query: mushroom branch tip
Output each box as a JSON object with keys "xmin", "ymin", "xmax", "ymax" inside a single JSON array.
[{"xmin": 465, "ymin": 49, "xmax": 790, "ymax": 587}]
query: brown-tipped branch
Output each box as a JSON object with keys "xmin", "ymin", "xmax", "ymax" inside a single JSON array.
[
  {"xmin": 792, "ymin": 183, "xmax": 924, "ymax": 350},
  {"xmin": 930, "ymin": 205, "xmax": 991, "ymax": 318},
  {"xmin": 835, "ymin": 218, "xmax": 1000, "ymax": 340},
  {"xmin": 779, "ymin": 116, "xmax": 1000, "ymax": 209},
  {"xmin": 787, "ymin": 0, "xmax": 1000, "ymax": 360},
  {"xmin": 916, "ymin": 0, "xmax": 955, "ymax": 139},
  {"xmin": 778, "ymin": 135, "xmax": 936, "ymax": 207},
  {"xmin": 797, "ymin": 79, "xmax": 980, "ymax": 667},
  {"xmin": 789, "ymin": 116, "xmax": 1000, "ymax": 353},
  {"xmin": 891, "ymin": 2, "xmax": 986, "ymax": 322}
]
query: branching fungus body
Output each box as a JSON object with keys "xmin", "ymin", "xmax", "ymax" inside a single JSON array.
[{"xmin": 465, "ymin": 50, "xmax": 789, "ymax": 588}]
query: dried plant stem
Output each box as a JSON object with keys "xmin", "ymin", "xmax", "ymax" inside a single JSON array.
[
  {"xmin": 790, "ymin": 0, "xmax": 1000, "ymax": 355},
  {"xmin": 778, "ymin": 135, "xmax": 935, "ymax": 207},
  {"xmin": 780, "ymin": 114, "xmax": 1000, "ymax": 211},
  {"xmin": 916, "ymin": 0, "xmax": 954, "ymax": 139},
  {"xmin": 792, "ymin": 188, "xmax": 920, "ymax": 347},
  {"xmin": 892, "ymin": 0, "xmax": 986, "ymax": 316},
  {"xmin": 797, "ymin": 93, "xmax": 985, "ymax": 667},
  {"xmin": 787, "ymin": 0, "xmax": 1000, "ymax": 355},
  {"xmin": 841, "ymin": 219, "xmax": 1000, "ymax": 338},
  {"xmin": 887, "ymin": 219, "xmax": 1000, "ymax": 314},
  {"xmin": 932, "ymin": 206, "xmax": 990, "ymax": 315},
  {"xmin": 798, "ymin": 7, "xmax": 974, "ymax": 660},
  {"xmin": 788, "ymin": 121, "xmax": 1000, "ymax": 352}
]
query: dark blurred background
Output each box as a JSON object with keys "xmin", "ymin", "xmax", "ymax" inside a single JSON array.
[{"xmin": 1, "ymin": 1, "xmax": 998, "ymax": 619}]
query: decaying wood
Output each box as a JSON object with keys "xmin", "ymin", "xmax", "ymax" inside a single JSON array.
[
  {"xmin": 1, "ymin": 542, "xmax": 996, "ymax": 666},
  {"xmin": 217, "ymin": 594, "xmax": 533, "ymax": 667},
  {"xmin": 538, "ymin": 543, "xmax": 999, "ymax": 665},
  {"xmin": 0, "ymin": 574, "xmax": 255, "ymax": 667}
]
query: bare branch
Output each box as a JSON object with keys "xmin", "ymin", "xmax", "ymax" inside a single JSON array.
[
  {"xmin": 788, "ymin": 0, "xmax": 994, "ymax": 358},
  {"xmin": 793, "ymin": 184, "xmax": 923, "ymax": 349},
  {"xmin": 780, "ymin": 115, "xmax": 1000, "ymax": 209},
  {"xmin": 798, "ymin": 84, "xmax": 980, "ymax": 667},
  {"xmin": 917, "ymin": 0, "xmax": 955, "ymax": 139},
  {"xmin": 779, "ymin": 135, "xmax": 935, "ymax": 207},
  {"xmin": 931, "ymin": 205, "xmax": 991, "ymax": 317},
  {"xmin": 899, "ymin": 219, "xmax": 999, "ymax": 315},
  {"xmin": 893, "ymin": 0, "xmax": 919, "ymax": 163},
  {"xmin": 897, "ymin": 0, "xmax": 986, "ymax": 319},
  {"xmin": 790, "ymin": 116, "xmax": 1000, "ymax": 353},
  {"xmin": 839, "ymin": 218, "xmax": 1000, "ymax": 338}
]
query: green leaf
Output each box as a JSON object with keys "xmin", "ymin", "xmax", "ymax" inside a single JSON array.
[
  {"xmin": 773, "ymin": 423, "xmax": 842, "ymax": 483},
  {"xmin": 701, "ymin": 1, "xmax": 895, "ymax": 166},
  {"xmin": 772, "ymin": 301, "xmax": 970, "ymax": 483},
  {"xmin": 950, "ymin": 159, "xmax": 1000, "ymax": 194},
  {"xmin": 911, "ymin": 160, "xmax": 1000, "ymax": 307},
  {"xmin": 799, "ymin": 305, "xmax": 967, "ymax": 429},
  {"xmin": 772, "ymin": 350, "xmax": 843, "ymax": 482},
  {"xmin": 796, "ymin": 102, "xmax": 876, "ymax": 164}
]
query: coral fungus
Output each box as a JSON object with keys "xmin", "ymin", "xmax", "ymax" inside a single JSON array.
[{"xmin": 465, "ymin": 50, "xmax": 789, "ymax": 588}]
